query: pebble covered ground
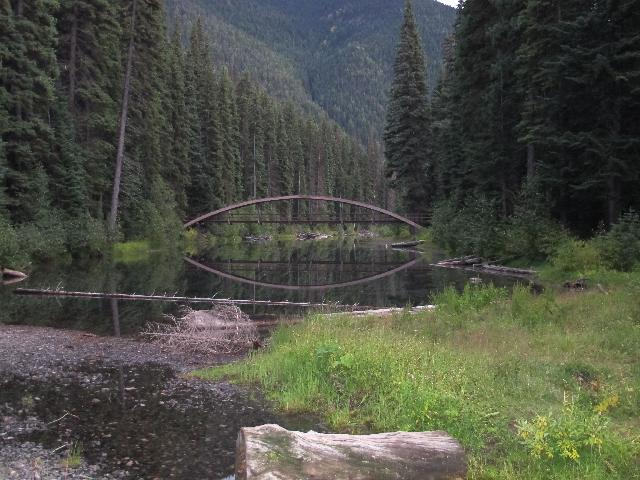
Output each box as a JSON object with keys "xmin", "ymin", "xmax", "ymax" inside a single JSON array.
[{"xmin": 0, "ymin": 325, "xmax": 273, "ymax": 479}]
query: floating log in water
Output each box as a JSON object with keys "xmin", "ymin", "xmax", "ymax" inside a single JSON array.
[
  {"xmin": 235, "ymin": 424, "xmax": 467, "ymax": 480},
  {"xmin": 1, "ymin": 267, "xmax": 28, "ymax": 285},
  {"xmin": 390, "ymin": 240, "xmax": 425, "ymax": 249},
  {"xmin": 13, "ymin": 288, "xmax": 343, "ymax": 309},
  {"xmin": 432, "ymin": 257, "xmax": 536, "ymax": 278},
  {"xmin": 297, "ymin": 232, "xmax": 332, "ymax": 241}
]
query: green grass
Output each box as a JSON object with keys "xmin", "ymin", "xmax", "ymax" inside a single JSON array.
[
  {"xmin": 62, "ymin": 442, "xmax": 83, "ymax": 469},
  {"xmin": 112, "ymin": 240, "xmax": 153, "ymax": 263},
  {"xmin": 194, "ymin": 275, "xmax": 640, "ymax": 479}
]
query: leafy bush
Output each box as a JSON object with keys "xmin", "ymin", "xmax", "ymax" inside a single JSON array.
[
  {"xmin": 549, "ymin": 239, "xmax": 603, "ymax": 275},
  {"xmin": 0, "ymin": 217, "xmax": 28, "ymax": 267},
  {"xmin": 64, "ymin": 214, "xmax": 108, "ymax": 257},
  {"xmin": 504, "ymin": 205, "xmax": 568, "ymax": 261},
  {"xmin": 16, "ymin": 211, "xmax": 67, "ymax": 262},
  {"xmin": 431, "ymin": 197, "xmax": 505, "ymax": 257},
  {"xmin": 516, "ymin": 399, "xmax": 610, "ymax": 462},
  {"xmin": 596, "ymin": 210, "xmax": 640, "ymax": 272}
]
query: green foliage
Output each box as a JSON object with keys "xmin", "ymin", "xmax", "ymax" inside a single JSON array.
[
  {"xmin": 516, "ymin": 400, "xmax": 609, "ymax": 463},
  {"xmin": 165, "ymin": 0, "xmax": 455, "ymax": 142},
  {"xmin": 430, "ymin": 0, "xmax": 640, "ymax": 236},
  {"xmin": 596, "ymin": 210, "xmax": 640, "ymax": 272},
  {"xmin": 383, "ymin": 0, "xmax": 431, "ymax": 214},
  {"xmin": 431, "ymin": 197, "xmax": 505, "ymax": 257},
  {"xmin": 197, "ymin": 277, "xmax": 640, "ymax": 479},
  {"xmin": 434, "ymin": 284, "xmax": 508, "ymax": 316},
  {"xmin": 549, "ymin": 240, "xmax": 603, "ymax": 277},
  {"xmin": 64, "ymin": 214, "xmax": 108, "ymax": 257},
  {"xmin": 112, "ymin": 241, "xmax": 152, "ymax": 263},
  {"xmin": 62, "ymin": 442, "xmax": 83, "ymax": 469},
  {"xmin": 0, "ymin": 216, "xmax": 27, "ymax": 268}
]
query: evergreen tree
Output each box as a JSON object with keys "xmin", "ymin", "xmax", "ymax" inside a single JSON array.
[
  {"xmin": 186, "ymin": 19, "xmax": 222, "ymax": 215},
  {"xmin": 57, "ymin": 0, "xmax": 121, "ymax": 218},
  {"xmin": 164, "ymin": 26, "xmax": 190, "ymax": 215},
  {"xmin": 383, "ymin": 0, "xmax": 431, "ymax": 214},
  {"xmin": 2, "ymin": 0, "xmax": 59, "ymax": 223},
  {"xmin": 218, "ymin": 68, "xmax": 242, "ymax": 203}
]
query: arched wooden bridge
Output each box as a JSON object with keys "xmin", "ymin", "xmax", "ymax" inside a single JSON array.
[{"xmin": 183, "ymin": 195, "xmax": 427, "ymax": 229}]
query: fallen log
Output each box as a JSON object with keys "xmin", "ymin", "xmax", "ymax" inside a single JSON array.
[
  {"xmin": 236, "ymin": 424, "xmax": 467, "ymax": 480},
  {"xmin": 480, "ymin": 264, "xmax": 537, "ymax": 276},
  {"xmin": 1, "ymin": 267, "xmax": 28, "ymax": 285},
  {"xmin": 390, "ymin": 240, "xmax": 424, "ymax": 249},
  {"xmin": 323, "ymin": 305, "xmax": 436, "ymax": 318},
  {"xmin": 432, "ymin": 258, "xmax": 536, "ymax": 278},
  {"xmin": 13, "ymin": 288, "xmax": 342, "ymax": 309}
]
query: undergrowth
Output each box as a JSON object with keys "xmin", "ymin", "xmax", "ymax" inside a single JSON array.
[{"xmin": 195, "ymin": 278, "xmax": 640, "ymax": 479}]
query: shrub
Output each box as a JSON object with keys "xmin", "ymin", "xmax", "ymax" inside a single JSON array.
[
  {"xmin": 64, "ymin": 214, "xmax": 108, "ymax": 257},
  {"xmin": 432, "ymin": 197, "xmax": 505, "ymax": 257},
  {"xmin": 504, "ymin": 206, "xmax": 568, "ymax": 261},
  {"xmin": 16, "ymin": 211, "xmax": 67, "ymax": 262},
  {"xmin": 596, "ymin": 210, "xmax": 640, "ymax": 272},
  {"xmin": 0, "ymin": 217, "xmax": 28, "ymax": 267},
  {"xmin": 549, "ymin": 239, "xmax": 603, "ymax": 275},
  {"xmin": 516, "ymin": 399, "xmax": 610, "ymax": 463}
]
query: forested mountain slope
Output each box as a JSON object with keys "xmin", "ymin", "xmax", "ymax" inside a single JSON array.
[{"xmin": 165, "ymin": 0, "xmax": 456, "ymax": 140}]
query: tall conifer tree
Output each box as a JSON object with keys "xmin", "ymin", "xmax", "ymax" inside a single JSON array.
[{"xmin": 383, "ymin": 0, "xmax": 431, "ymax": 214}]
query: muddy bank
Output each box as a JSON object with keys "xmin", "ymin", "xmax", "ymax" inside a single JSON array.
[{"xmin": 0, "ymin": 325, "xmax": 317, "ymax": 479}]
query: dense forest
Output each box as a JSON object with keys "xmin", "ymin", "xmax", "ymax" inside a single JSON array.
[
  {"xmin": 164, "ymin": 0, "xmax": 456, "ymax": 141},
  {"xmin": 0, "ymin": 0, "xmax": 386, "ymax": 265},
  {"xmin": 385, "ymin": 0, "xmax": 640, "ymax": 258}
]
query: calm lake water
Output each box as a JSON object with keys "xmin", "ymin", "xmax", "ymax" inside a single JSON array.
[
  {"xmin": 1, "ymin": 238, "xmax": 514, "ymax": 334},
  {"xmin": 1, "ymin": 238, "xmax": 516, "ymax": 479}
]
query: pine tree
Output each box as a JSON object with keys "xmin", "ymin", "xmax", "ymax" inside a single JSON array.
[
  {"xmin": 2, "ymin": 0, "xmax": 59, "ymax": 223},
  {"xmin": 164, "ymin": 26, "xmax": 190, "ymax": 215},
  {"xmin": 57, "ymin": 0, "xmax": 121, "ymax": 218},
  {"xmin": 186, "ymin": 19, "xmax": 222, "ymax": 214},
  {"xmin": 218, "ymin": 68, "xmax": 241, "ymax": 203},
  {"xmin": 383, "ymin": 0, "xmax": 431, "ymax": 214}
]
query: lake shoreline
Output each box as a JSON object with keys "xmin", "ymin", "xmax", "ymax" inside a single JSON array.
[{"xmin": 0, "ymin": 324, "xmax": 278, "ymax": 479}]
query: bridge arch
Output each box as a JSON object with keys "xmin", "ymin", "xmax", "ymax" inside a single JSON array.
[
  {"xmin": 184, "ymin": 256, "xmax": 421, "ymax": 291},
  {"xmin": 183, "ymin": 195, "xmax": 424, "ymax": 229}
]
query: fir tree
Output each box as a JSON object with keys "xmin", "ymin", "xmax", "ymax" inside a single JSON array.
[
  {"xmin": 2, "ymin": 0, "xmax": 59, "ymax": 223},
  {"xmin": 383, "ymin": 0, "xmax": 431, "ymax": 214}
]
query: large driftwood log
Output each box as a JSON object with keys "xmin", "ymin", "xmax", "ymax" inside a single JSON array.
[
  {"xmin": 236, "ymin": 424, "xmax": 467, "ymax": 480},
  {"xmin": 1, "ymin": 267, "xmax": 28, "ymax": 285}
]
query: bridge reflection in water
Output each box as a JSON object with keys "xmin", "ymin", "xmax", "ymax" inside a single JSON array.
[{"xmin": 184, "ymin": 254, "xmax": 421, "ymax": 291}]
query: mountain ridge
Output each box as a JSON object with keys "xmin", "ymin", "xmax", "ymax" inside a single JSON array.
[{"xmin": 165, "ymin": 0, "xmax": 456, "ymax": 141}]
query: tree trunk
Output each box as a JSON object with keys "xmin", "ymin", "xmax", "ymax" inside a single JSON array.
[
  {"xmin": 235, "ymin": 424, "xmax": 467, "ymax": 480},
  {"xmin": 526, "ymin": 144, "xmax": 535, "ymax": 179},
  {"xmin": 109, "ymin": 0, "xmax": 137, "ymax": 234}
]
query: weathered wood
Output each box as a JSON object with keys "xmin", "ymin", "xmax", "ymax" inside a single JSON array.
[
  {"xmin": 323, "ymin": 305, "xmax": 436, "ymax": 318},
  {"xmin": 109, "ymin": 0, "xmax": 136, "ymax": 233},
  {"xmin": 390, "ymin": 240, "xmax": 425, "ymax": 248},
  {"xmin": 432, "ymin": 257, "xmax": 537, "ymax": 278},
  {"xmin": 1, "ymin": 267, "xmax": 28, "ymax": 285},
  {"xmin": 13, "ymin": 288, "xmax": 341, "ymax": 309},
  {"xmin": 236, "ymin": 424, "xmax": 467, "ymax": 480}
]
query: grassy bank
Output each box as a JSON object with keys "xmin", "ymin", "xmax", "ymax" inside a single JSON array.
[{"xmin": 195, "ymin": 271, "xmax": 640, "ymax": 479}]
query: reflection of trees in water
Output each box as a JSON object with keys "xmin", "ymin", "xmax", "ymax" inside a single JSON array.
[
  {"xmin": 1, "ymin": 250, "xmax": 186, "ymax": 335},
  {"xmin": 2, "ymin": 240, "xmax": 517, "ymax": 334}
]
